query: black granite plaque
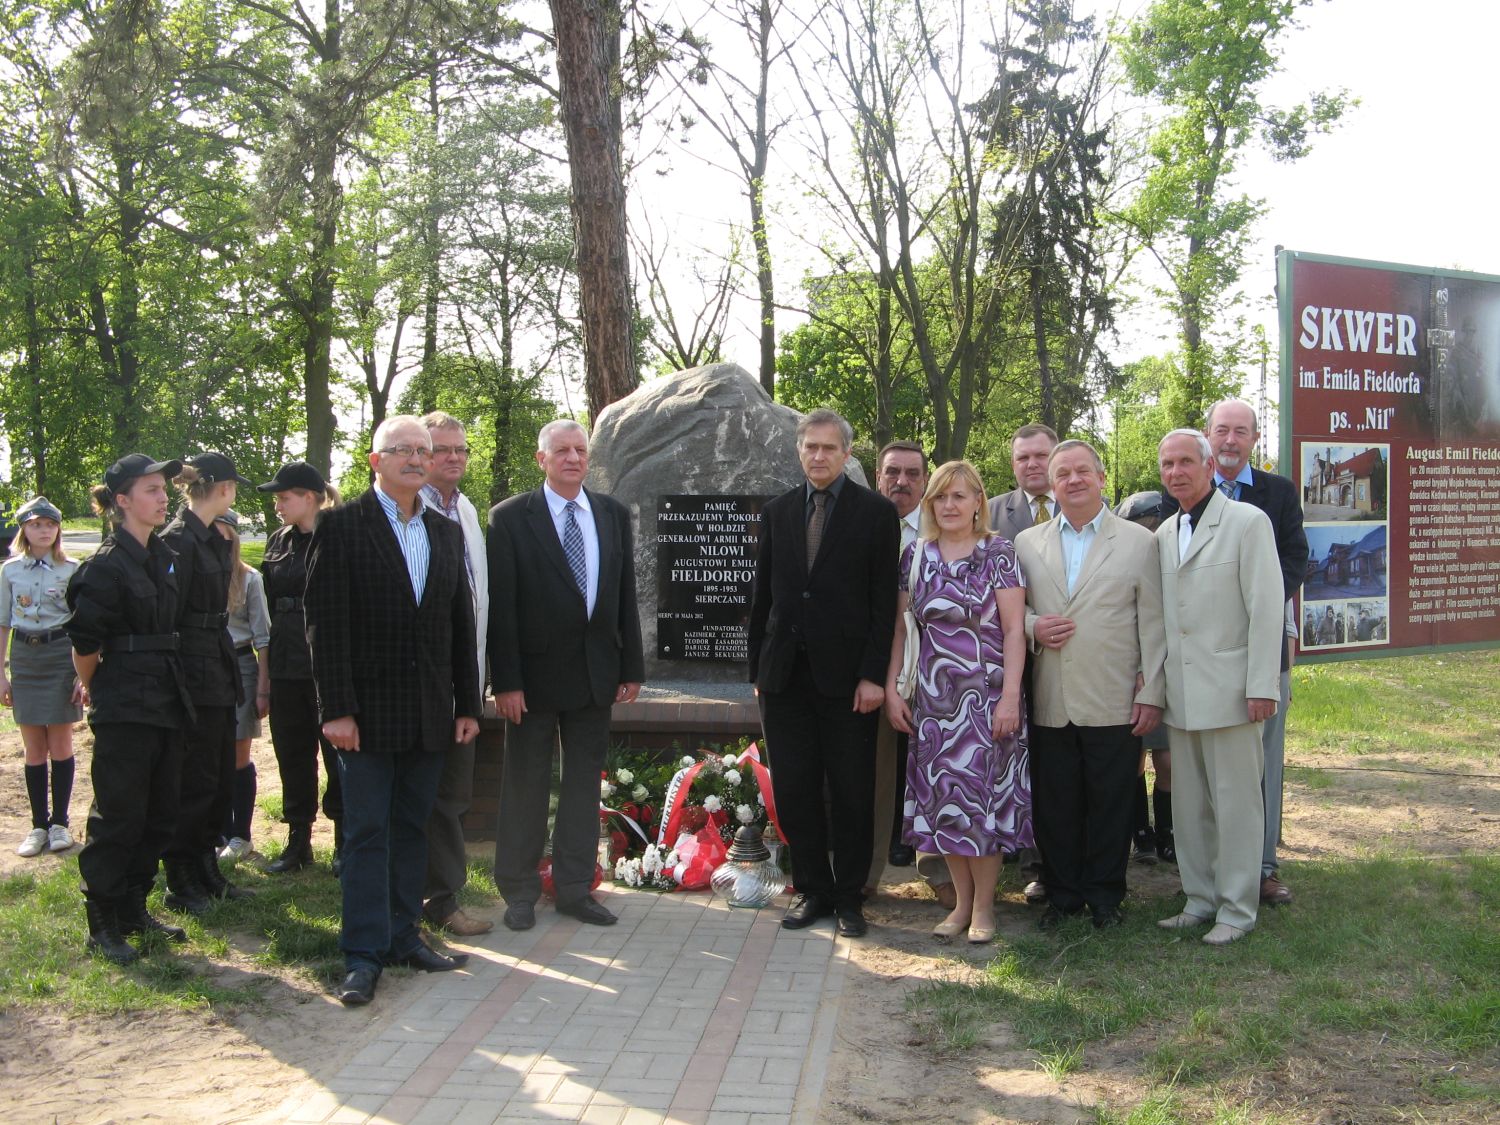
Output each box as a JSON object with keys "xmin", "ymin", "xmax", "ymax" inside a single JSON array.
[{"xmin": 656, "ymin": 494, "xmax": 768, "ymax": 661}]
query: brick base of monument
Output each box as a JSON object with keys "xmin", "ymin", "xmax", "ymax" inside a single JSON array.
[{"xmin": 462, "ymin": 682, "xmax": 762, "ymax": 842}]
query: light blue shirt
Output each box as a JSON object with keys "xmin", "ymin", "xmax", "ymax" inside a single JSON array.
[
  {"xmin": 1213, "ymin": 463, "xmax": 1254, "ymax": 500},
  {"xmin": 544, "ymin": 483, "xmax": 599, "ymax": 618},
  {"xmin": 1059, "ymin": 504, "xmax": 1107, "ymax": 596},
  {"xmin": 373, "ymin": 483, "xmax": 430, "ymax": 604}
]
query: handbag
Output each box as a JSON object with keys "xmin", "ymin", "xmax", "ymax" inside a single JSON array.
[{"xmin": 895, "ymin": 542, "xmax": 923, "ymax": 701}]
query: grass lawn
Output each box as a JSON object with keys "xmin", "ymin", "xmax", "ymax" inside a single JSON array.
[{"xmin": 906, "ymin": 650, "xmax": 1500, "ymax": 1121}]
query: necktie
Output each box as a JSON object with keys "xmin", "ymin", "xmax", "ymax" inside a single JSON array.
[
  {"xmin": 1218, "ymin": 480, "xmax": 1237, "ymax": 500},
  {"xmin": 1178, "ymin": 511, "xmax": 1193, "ymax": 566},
  {"xmin": 807, "ymin": 490, "xmax": 829, "ymax": 572},
  {"xmin": 1034, "ymin": 496, "xmax": 1051, "ymax": 523},
  {"xmin": 562, "ymin": 501, "xmax": 587, "ymax": 598}
]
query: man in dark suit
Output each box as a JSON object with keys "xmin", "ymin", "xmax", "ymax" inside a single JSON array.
[
  {"xmin": 987, "ymin": 423, "xmax": 1058, "ymax": 542},
  {"xmin": 1203, "ymin": 398, "xmax": 1309, "ymax": 906},
  {"xmin": 488, "ymin": 420, "xmax": 644, "ymax": 931},
  {"xmin": 305, "ymin": 415, "xmax": 481, "ymax": 1006},
  {"xmin": 748, "ymin": 409, "xmax": 898, "ymax": 937},
  {"xmin": 985, "ymin": 422, "xmax": 1058, "ymax": 902}
]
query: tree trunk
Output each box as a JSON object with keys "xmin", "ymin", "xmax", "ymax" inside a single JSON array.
[
  {"xmin": 21, "ymin": 252, "xmax": 46, "ymax": 495},
  {"xmin": 549, "ymin": 0, "xmax": 637, "ymax": 422},
  {"xmin": 418, "ymin": 58, "xmax": 442, "ymax": 414},
  {"xmin": 750, "ymin": 0, "xmax": 776, "ymax": 398},
  {"xmin": 1030, "ymin": 262, "xmax": 1056, "ymax": 431}
]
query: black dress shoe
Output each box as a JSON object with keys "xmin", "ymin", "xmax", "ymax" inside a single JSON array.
[
  {"xmin": 1038, "ymin": 905, "xmax": 1082, "ymax": 931},
  {"xmin": 334, "ymin": 968, "xmax": 378, "ymax": 1005},
  {"xmin": 557, "ymin": 896, "xmax": 617, "ymax": 926},
  {"xmin": 781, "ymin": 894, "xmax": 832, "ymax": 929},
  {"xmin": 503, "ymin": 901, "xmax": 536, "ymax": 931},
  {"xmin": 887, "ymin": 844, "xmax": 916, "ymax": 867},
  {"xmin": 1091, "ymin": 906, "xmax": 1124, "ymax": 930},
  {"xmin": 389, "ymin": 943, "xmax": 469, "ymax": 972},
  {"xmin": 835, "ymin": 906, "xmax": 868, "ymax": 938}
]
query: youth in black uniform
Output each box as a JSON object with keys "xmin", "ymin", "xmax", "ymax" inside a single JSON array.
[
  {"xmin": 159, "ymin": 452, "xmax": 253, "ymax": 913},
  {"xmin": 67, "ymin": 454, "xmax": 192, "ymax": 964},
  {"xmin": 257, "ymin": 462, "xmax": 343, "ymax": 873}
]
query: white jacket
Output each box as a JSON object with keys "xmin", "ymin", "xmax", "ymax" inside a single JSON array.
[{"xmin": 423, "ymin": 488, "xmax": 489, "ymax": 690}]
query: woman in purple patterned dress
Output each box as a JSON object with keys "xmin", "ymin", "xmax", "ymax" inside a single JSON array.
[{"xmin": 885, "ymin": 460, "xmax": 1029, "ymax": 944}]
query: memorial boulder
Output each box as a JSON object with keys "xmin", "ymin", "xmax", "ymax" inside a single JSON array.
[{"xmin": 589, "ymin": 362, "xmax": 865, "ymax": 684}]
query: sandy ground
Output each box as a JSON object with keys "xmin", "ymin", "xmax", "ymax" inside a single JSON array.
[{"xmin": 0, "ymin": 727, "xmax": 1497, "ymax": 1123}]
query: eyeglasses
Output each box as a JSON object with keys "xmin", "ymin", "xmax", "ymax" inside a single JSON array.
[
  {"xmin": 432, "ymin": 445, "xmax": 470, "ymax": 457},
  {"xmin": 377, "ymin": 445, "xmax": 433, "ymax": 459}
]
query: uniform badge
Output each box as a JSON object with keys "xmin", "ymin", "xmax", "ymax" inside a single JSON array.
[{"xmin": 16, "ymin": 594, "xmax": 31, "ymax": 607}]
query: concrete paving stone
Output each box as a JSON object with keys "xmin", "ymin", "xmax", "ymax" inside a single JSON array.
[
  {"xmin": 450, "ymin": 1101, "xmax": 509, "ymax": 1125},
  {"xmin": 287, "ymin": 1091, "xmax": 341, "ymax": 1123},
  {"xmin": 643, "ymin": 1054, "xmax": 692, "ymax": 1082},
  {"xmin": 739, "ymin": 1011, "xmax": 778, "ymax": 1034},
  {"xmin": 388, "ymin": 1026, "xmax": 456, "ymax": 1044},
  {"xmin": 490, "ymin": 1102, "xmax": 585, "ymax": 1121},
  {"xmin": 528, "ymin": 1055, "xmax": 613, "ymax": 1077},
  {"xmin": 418, "ymin": 976, "xmax": 496, "ymax": 1000},
  {"xmin": 402, "ymin": 997, "xmax": 480, "ymax": 1021},
  {"xmin": 758, "ymin": 1057, "xmax": 802, "ymax": 1086},
  {"xmin": 718, "ymin": 1057, "xmax": 765, "ymax": 1084},
  {"xmin": 582, "ymin": 1076, "xmax": 680, "ymax": 1099},
  {"xmin": 407, "ymin": 1098, "xmax": 466, "ymax": 1125},
  {"xmin": 326, "ymin": 1100, "xmax": 379, "ymax": 1125},
  {"xmin": 714, "ymin": 1082, "xmax": 796, "ymax": 1103},
  {"xmin": 579, "ymin": 1106, "xmax": 626, "ymax": 1125},
  {"xmin": 774, "ymin": 1012, "xmax": 814, "ymax": 1036},
  {"xmin": 418, "ymin": 1082, "xmax": 509, "ymax": 1101},
  {"xmin": 348, "ymin": 1040, "xmax": 404, "ymax": 1068},
  {"xmin": 789, "ymin": 972, "xmax": 824, "ymax": 992},
  {"xmin": 703, "ymin": 1114, "xmax": 750, "ymax": 1125},
  {"xmin": 461, "ymin": 1070, "xmax": 526, "ymax": 1091},
  {"xmin": 587, "ymin": 1026, "xmax": 637, "ymax": 1051},
  {"xmin": 549, "ymin": 1077, "xmax": 605, "ymax": 1105},
  {"xmin": 710, "ymin": 1096, "xmax": 793, "ymax": 1116},
  {"xmin": 547, "ymin": 1024, "xmax": 602, "ymax": 1049},
  {"xmin": 746, "ymin": 1116, "xmax": 793, "ymax": 1125},
  {"xmin": 326, "ymin": 1076, "xmax": 404, "ymax": 1097},
  {"xmin": 602, "ymin": 1051, "xmax": 656, "ymax": 1078},
  {"xmin": 727, "ymin": 1039, "xmax": 810, "ymax": 1060},
  {"xmin": 745, "ymin": 995, "xmax": 818, "ymax": 1013},
  {"xmin": 518, "ymin": 1072, "xmax": 566, "ymax": 1100}
]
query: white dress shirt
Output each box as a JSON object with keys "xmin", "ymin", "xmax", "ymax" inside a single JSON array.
[
  {"xmin": 899, "ymin": 508, "xmax": 920, "ymax": 553},
  {"xmin": 543, "ymin": 483, "xmax": 599, "ymax": 618}
]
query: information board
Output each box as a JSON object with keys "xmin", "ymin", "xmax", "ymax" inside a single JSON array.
[
  {"xmin": 655, "ymin": 495, "xmax": 767, "ymax": 662},
  {"xmin": 1279, "ymin": 250, "xmax": 1500, "ymax": 660}
]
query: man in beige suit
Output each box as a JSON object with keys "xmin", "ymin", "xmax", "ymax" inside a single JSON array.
[
  {"xmin": 1155, "ymin": 429, "xmax": 1283, "ymax": 946},
  {"xmin": 1015, "ymin": 441, "xmax": 1166, "ymax": 930}
]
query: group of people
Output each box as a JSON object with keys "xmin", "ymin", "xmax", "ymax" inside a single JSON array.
[
  {"xmin": 750, "ymin": 401, "xmax": 1306, "ymax": 947},
  {"xmin": 9, "ymin": 395, "xmax": 1305, "ymax": 1006}
]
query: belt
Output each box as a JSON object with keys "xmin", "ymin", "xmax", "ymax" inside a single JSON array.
[
  {"xmin": 274, "ymin": 596, "xmax": 303, "ymax": 613},
  {"xmin": 14, "ymin": 627, "xmax": 67, "ymax": 646},
  {"xmin": 103, "ymin": 633, "xmax": 179, "ymax": 654},
  {"xmin": 235, "ymin": 643, "xmax": 255, "ymax": 658},
  {"xmin": 182, "ymin": 612, "xmax": 229, "ymax": 630}
]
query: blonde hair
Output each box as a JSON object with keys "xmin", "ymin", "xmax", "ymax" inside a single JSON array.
[
  {"xmin": 223, "ymin": 526, "xmax": 251, "ymax": 616},
  {"xmin": 919, "ymin": 460, "xmax": 991, "ymax": 540},
  {"xmin": 174, "ymin": 463, "xmax": 233, "ymax": 503},
  {"xmin": 10, "ymin": 519, "xmax": 70, "ymax": 564}
]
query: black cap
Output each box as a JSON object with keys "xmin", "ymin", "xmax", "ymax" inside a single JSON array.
[
  {"xmin": 186, "ymin": 452, "xmax": 253, "ymax": 486},
  {"xmin": 1116, "ymin": 490, "xmax": 1165, "ymax": 524},
  {"xmin": 257, "ymin": 461, "xmax": 327, "ymax": 494},
  {"xmin": 105, "ymin": 454, "xmax": 184, "ymax": 495},
  {"xmin": 14, "ymin": 496, "xmax": 63, "ymax": 525},
  {"xmin": 214, "ymin": 509, "xmax": 241, "ymax": 531}
]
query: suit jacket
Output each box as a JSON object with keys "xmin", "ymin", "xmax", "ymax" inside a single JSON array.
[
  {"xmin": 304, "ymin": 488, "xmax": 481, "ymax": 753},
  {"xmin": 747, "ymin": 477, "xmax": 898, "ymax": 697},
  {"xmin": 1156, "ymin": 490, "xmax": 1283, "ymax": 731},
  {"xmin": 1014, "ymin": 508, "xmax": 1166, "ymax": 728},
  {"xmin": 487, "ymin": 486, "xmax": 644, "ymax": 713},
  {"xmin": 422, "ymin": 488, "xmax": 489, "ymax": 687},
  {"xmin": 988, "ymin": 487, "xmax": 1041, "ymax": 544}
]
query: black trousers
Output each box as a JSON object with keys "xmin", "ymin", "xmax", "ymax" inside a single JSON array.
[
  {"xmin": 494, "ymin": 704, "xmax": 611, "ymax": 907},
  {"xmin": 165, "ymin": 704, "xmax": 235, "ymax": 861},
  {"xmin": 760, "ymin": 651, "xmax": 878, "ymax": 910},
  {"xmin": 424, "ymin": 738, "xmax": 475, "ymax": 918},
  {"xmin": 1031, "ymin": 722, "xmax": 1138, "ymax": 913},
  {"xmin": 268, "ymin": 678, "xmax": 343, "ymax": 826},
  {"xmin": 78, "ymin": 723, "xmax": 183, "ymax": 902}
]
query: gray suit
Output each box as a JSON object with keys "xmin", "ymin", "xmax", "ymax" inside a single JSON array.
[{"xmin": 988, "ymin": 487, "xmax": 1042, "ymax": 544}]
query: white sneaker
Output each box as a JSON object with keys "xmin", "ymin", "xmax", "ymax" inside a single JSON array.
[
  {"xmin": 17, "ymin": 828, "xmax": 49, "ymax": 857},
  {"xmin": 48, "ymin": 824, "xmax": 74, "ymax": 852},
  {"xmin": 218, "ymin": 837, "xmax": 251, "ymax": 864}
]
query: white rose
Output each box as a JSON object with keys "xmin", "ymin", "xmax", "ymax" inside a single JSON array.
[
  {"xmin": 601, "ymin": 780, "xmax": 616, "ymax": 799},
  {"xmin": 724, "ymin": 769, "xmax": 741, "ymax": 786},
  {"xmin": 616, "ymin": 768, "xmax": 634, "ymax": 784},
  {"xmin": 681, "ymin": 755, "xmax": 695, "ymax": 768},
  {"xmin": 632, "ymin": 784, "xmax": 649, "ymax": 801},
  {"xmin": 722, "ymin": 754, "xmax": 737, "ymax": 768},
  {"xmin": 736, "ymin": 804, "xmax": 755, "ymax": 824},
  {"xmin": 703, "ymin": 795, "xmax": 722, "ymax": 813}
]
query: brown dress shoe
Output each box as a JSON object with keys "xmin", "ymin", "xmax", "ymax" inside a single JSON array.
[
  {"xmin": 428, "ymin": 907, "xmax": 494, "ymax": 936},
  {"xmin": 1260, "ymin": 875, "xmax": 1293, "ymax": 905}
]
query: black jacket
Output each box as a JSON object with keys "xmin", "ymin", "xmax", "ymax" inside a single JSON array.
[
  {"xmin": 747, "ymin": 477, "xmax": 898, "ymax": 697},
  {"xmin": 304, "ymin": 489, "xmax": 481, "ymax": 753},
  {"xmin": 65, "ymin": 530, "xmax": 192, "ymax": 729},
  {"xmin": 261, "ymin": 523, "xmax": 314, "ymax": 681},
  {"xmin": 487, "ymin": 486, "xmax": 644, "ymax": 713},
  {"xmin": 161, "ymin": 508, "xmax": 240, "ymax": 707}
]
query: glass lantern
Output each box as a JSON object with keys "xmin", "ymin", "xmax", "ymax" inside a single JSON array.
[{"xmin": 710, "ymin": 824, "xmax": 786, "ymax": 909}]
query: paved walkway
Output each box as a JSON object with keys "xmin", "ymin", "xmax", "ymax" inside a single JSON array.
[{"xmin": 277, "ymin": 888, "xmax": 847, "ymax": 1125}]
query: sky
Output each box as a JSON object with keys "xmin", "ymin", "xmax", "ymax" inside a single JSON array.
[{"xmin": 631, "ymin": 0, "xmax": 1500, "ymax": 428}]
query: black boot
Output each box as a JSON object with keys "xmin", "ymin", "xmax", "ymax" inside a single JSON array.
[
  {"xmin": 85, "ymin": 899, "xmax": 141, "ymax": 965},
  {"xmin": 1153, "ymin": 789, "xmax": 1176, "ymax": 864},
  {"xmin": 1132, "ymin": 776, "xmax": 1156, "ymax": 863},
  {"xmin": 267, "ymin": 823, "xmax": 314, "ymax": 875},
  {"xmin": 331, "ymin": 821, "xmax": 344, "ymax": 878},
  {"xmin": 198, "ymin": 848, "xmax": 254, "ymax": 900},
  {"xmin": 118, "ymin": 882, "xmax": 188, "ymax": 944},
  {"xmin": 163, "ymin": 857, "xmax": 213, "ymax": 915}
]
